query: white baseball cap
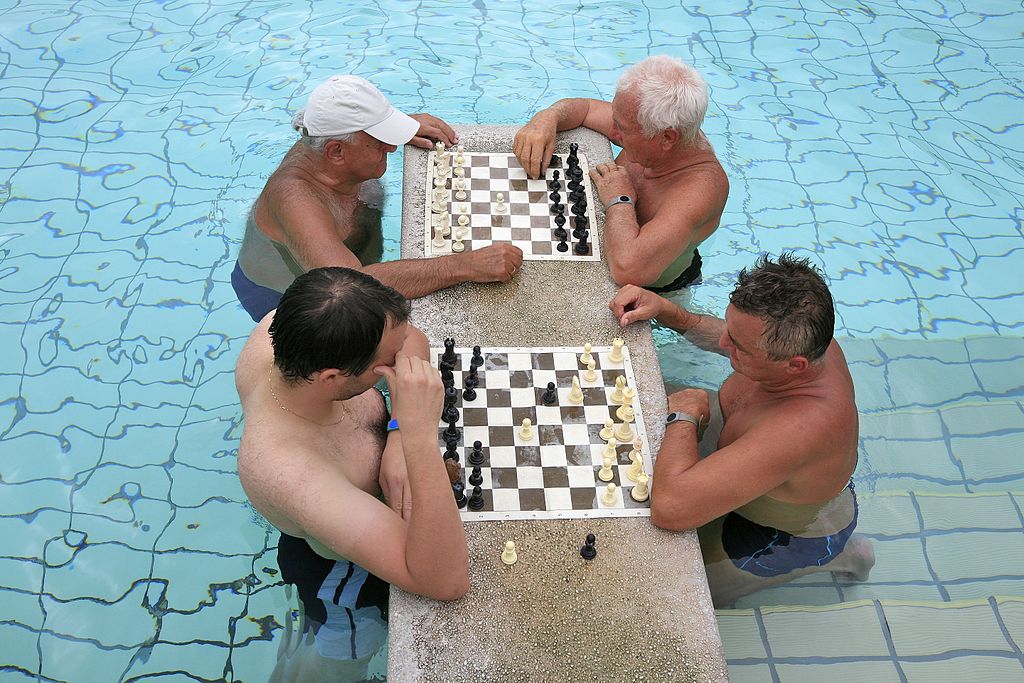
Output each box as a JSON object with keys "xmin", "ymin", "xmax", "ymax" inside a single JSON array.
[{"xmin": 301, "ymin": 75, "xmax": 419, "ymax": 145}]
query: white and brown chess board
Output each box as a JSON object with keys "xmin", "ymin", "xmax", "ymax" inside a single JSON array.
[
  {"xmin": 423, "ymin": 151, "xmax": 601, "ymax": 261},
  {"xmin": 433, "ymin": 344, "xmax": 654, "ymax": 521}
]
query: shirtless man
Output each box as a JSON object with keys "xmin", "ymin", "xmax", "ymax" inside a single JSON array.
[
  {"xmin": 513, "ymin": 55, "xmax": 728, "ymax": 292},
  {"xmin": 233, "ymin": 75, "xmax": 522, "ymax": 321},
  {"xmin": 235, "ymin": 267, "xmax": 468, "ymax": 678},
  {"xmin": 610, "ymin": 254, "xmax": 874, "ymax": 606}
]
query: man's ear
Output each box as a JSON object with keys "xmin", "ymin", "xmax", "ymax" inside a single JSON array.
[
  {"xmin": 323, "ymin": 139, "xmax": 347, "ymax": 163},
  {"xmin": 786, "ymin": 356, "xmax": 809, "ymax": 374},
  {"xmin": 315, "ymin": 367, "xmax": 345, "ymax": 386},
  {"xmin": 661, "ymin": 127, "xmax": 680, "ymax": 150}
]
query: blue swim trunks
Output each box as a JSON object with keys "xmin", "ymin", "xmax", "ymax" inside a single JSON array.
[{"xmin": 231, "ymin": 261, "xmax": 283, "ymax": 323}]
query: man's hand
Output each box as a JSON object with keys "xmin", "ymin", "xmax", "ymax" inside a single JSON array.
[
  {"xmin": 408, "ymin": 113, "xmax": 459, "ymax": 150},
  {"xmin": 379, "ymin": 433, "xmax": 412, "ymax": 519},
  {"xmin": 667, "ymin": 388, "xmax": 710, "ymax": 426},
  {"xmin": 590, "ymin": 162, "xmax": 638, "ymax": 207},
  {"xmin": 374, "ymin": 352, "xmax": 443, "ymax": 439},
  {"xmin": 513, "ymin": 113, "xmax": 558, "ymax": 179},
  {"xmin": 462, "ymin": 243, "xmax": 524, "ymax": 282},
  {"xmin": 609, "ymin": 284, "xmax": 670, "ymax": 326}
]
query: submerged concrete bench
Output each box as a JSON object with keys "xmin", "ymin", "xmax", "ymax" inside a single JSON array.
[{"xmin": 389, "ymin": 125, "xmax": 727, "ymax": 682}]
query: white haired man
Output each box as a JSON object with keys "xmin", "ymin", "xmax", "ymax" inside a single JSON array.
[
  {"xmin": 233, "ymin": 75, "xmax": 523, "ymax": 322},
  {"xmin": 513, "ymin": 56, "xmax": 728, "ymax": 291}
]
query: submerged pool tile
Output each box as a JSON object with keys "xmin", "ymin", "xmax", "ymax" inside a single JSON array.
[
  {"xmin": 886, "ymin": 357, "xmax": 983, "ymax": 407},
  {"xmin": 941, "ymin": 401, "xmax": 1024, "ymax": 436},
  {"xmin": 716, "ymin": 611, "xmax": 769, "ymax": 660},
  {"xmin": 727, "ymin": 663, "xmax": 775, "ymax": 682},
  {"xmin": 885, "ymin": 602, "xmax": 1013, "ymax": 657},
  {"xmin": 899, "ymin": 655, "xmax": 1024, "ymax": 682},
  {"xmin": 1, "ymin": 622, "xmax": 43, "ymax": 677},
  {"xmin": 762, "ymin": 604, "xmax": 889, "ymax": 658},
  {"xmin": 859, "ymin": 438, "xmax": 963, "ymax": 484},
  {"xmin": 774, "ymin": 660, "xmax": 904, "ymax": 682},
  {"xmin": 838, "ymin": 583, "xmax": 947, "ymax": 603},
  {"xmin": 733, "ymin": 584, "xmax": 843, "ymax": 609},
  {"xmin": 915, "ymin": 492, "xmax": 1022, "ymax": 531},
  {"xmin": 859, "ymin": 409, "xmax": 944, "ymax": 441},
  {"xmin": 41, "ymin": 580, "xmax": 156, "ymax": 648},
  {"xmin": 955, "ymin": 433, "xmax": 1024, "ymax": 481},
  {"xmin": 997, "ymin": 599, "xmax": 1024, "ymax": 652},
  {"xmin": 926, "ymin": 531, "xmax": 1024, "ymax": 583},
  {"xmin": 856, "ymin": 494, "xmax": 922, "ymax": 536},
  {"xmin": 945, "ymin": 579, "xmax": 1024, "ymax": 602},
  {"xmin": 866, "ymin": 537, "xmax": 934, "ymax": 584}
]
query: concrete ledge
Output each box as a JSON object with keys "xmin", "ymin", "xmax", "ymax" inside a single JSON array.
[{"xmin": 391, "ymin": 125, "xmax": 726, "ymax": 682}]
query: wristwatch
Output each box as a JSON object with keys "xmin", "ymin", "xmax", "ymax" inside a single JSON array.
[
  {"xmin": 666, "ymin": 411, "xmax": 708, "ymax": 439},
  {"xmin": 604, "ymin": 195, "xmax": 635, "ymax": 211}
]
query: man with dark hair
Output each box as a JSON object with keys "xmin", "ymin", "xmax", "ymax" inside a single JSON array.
[
  {"xmin": 610, "ymin": 253, "xmax": 874, "ymax": 606},
  {"xmin": 233, "ymin": 74, "xmax": 522, "ymax": 322},
  {"xmin": 235, "ymin": 267, "xmax": 468, "ymax": 679}
]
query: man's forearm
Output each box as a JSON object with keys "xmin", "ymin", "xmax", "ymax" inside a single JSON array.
[
  {"xmin": 362, "ymin": 256, "xmax": 469, "ymax": 299},
  {"xmin": 650, "ymin": 421, "xmax": 703, "ymax": 530},
  {"xmin": 539, "ymin": 98, "xmax": 594, "ymax": 133},
  {"xmin": 656, "ymin": 304, "xmax": 728, "ymax": 357}
]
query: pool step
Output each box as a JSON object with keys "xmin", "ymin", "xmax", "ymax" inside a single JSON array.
[{"xmin": 719, "ymin": 595, "xmax": 1024, "ymax": 682}]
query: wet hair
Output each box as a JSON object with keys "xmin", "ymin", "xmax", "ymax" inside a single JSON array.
[
  {"xmin": 729, "ymin": 253, "xmax": 835, "ymax": 362},
  {"xmin": 291, "ymin": 110, "xmax": 355, "ymax": 152},
  {"xmin": 269, "ymin": 267, "xmax": 410, "ymax": 382},
  {"xmin": 616, "ymin": 55, "xmax": 708, "ymax": 144}
]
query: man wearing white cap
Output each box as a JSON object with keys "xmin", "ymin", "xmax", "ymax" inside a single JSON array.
[{"xmin": 233, "ymin": 75, "xmax": 523, "ymax": 322}]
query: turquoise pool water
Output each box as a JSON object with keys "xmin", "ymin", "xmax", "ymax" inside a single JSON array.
[{"xmin": 1, "ymin": 0, "xmax": 1022, "ymax": 680}]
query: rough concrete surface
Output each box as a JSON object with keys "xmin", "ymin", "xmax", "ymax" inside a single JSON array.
[{"xmin": 389, "ymin": 126, "xmax": 727, "ymax": 682}]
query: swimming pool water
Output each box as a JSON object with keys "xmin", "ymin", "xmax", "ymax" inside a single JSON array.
[{"xmin": 1, "ymin": 0, "xmax": 1022, "ymax": 680}]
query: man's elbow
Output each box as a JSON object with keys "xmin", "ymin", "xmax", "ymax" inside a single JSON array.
[
  {"xmin": 650, "ymin": 497, "xmax": 700, "ymax": 532},
  {"xmin": 609, "ymin": 258, "xmax": 660, "ymax": 288},
  {"xmin": 425, "ymin": 571, "xmax": 470, "ymax": 601}
]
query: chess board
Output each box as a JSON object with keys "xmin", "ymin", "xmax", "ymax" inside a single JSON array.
[
  {"xmin": 432, "ymin": 345, "xmax": 654, "ymax": 521},
  {"xmin": 423, "ymin": 152, "xmax": 601, "ymax": 261}
]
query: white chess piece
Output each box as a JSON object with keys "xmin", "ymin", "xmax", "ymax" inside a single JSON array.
[
  {"xmin": 602, "ymin": 482, "xmax": 619, "ymax": 507},
  {"xmin": 602, "ymin": 437, "xmax": 617, "ymax": 461},
  {"xmin": 567, "ymin": 376, "xmax": 584, "ymax": 404},
  {"xmin": 617, "ymin": 403, "xmax": 635, "ymax": 424},
  {"xmin": 614, "ymin": 419, "xmax": 633, "ymax": 443},
  {"xmin": 434, "ymin": 141, "xmax": 444, "ymax": 153},
  {"xmin": 627, "ymin": 442, "xmax": 644, "ymax": 482},
  {"xmin": 495, "ymin": 192, "xmax": 507, "ymax": 213},
  {"xmin": 433, "ymin": 175, "xmax": 446, "ymax": 189},
  {"xmin": 459, "ymin": 202, "xmax": 469, "ymax": 214},
  {"xmin": 610, "ymin": 376, "xmax": 627, "ymax": 405},
  {"xmin": 455, "ymin": 154, "xmax": 465, "ymax": 166},
  {"xmin": 580, "ymin": 343, "xmax": 593, "ymax": 366},
  {"xmin": 599, "ymin": 419, "xmax": 614, "ymax": 441},
  {"xmin": 584, "ymin": 359, "xmax": 597, "ymax": 383},
  {"xmin": 630, "ymin": 472, "xmax": 650, "ymax": 502},
  {"xmin": 451, "ymin": 236, "xmax": 465, "ymax": 252},
  {"xmin": 609, "ymin": 337, "xmax": 625, "ymax": 363},
  {"xmin": 616, "ymin": 389, "xmax": 635, "ymax": 422},
  {"xmin": 457, "ymin": 144, "xmax": 465, "ymax": 153},
  {"xmin": 501, "ymin": 540, "xmax": 518, "ymax": 565},
  {"xmin": 454, "ymin": 225, "xmax": 468, "ymax": 240},
  {"xmin": 520, "ymin": 418, "xmax": 533, "ymax": 440},
  {"xmin": 431, "ymin": 225, "xmax": 447, "ymax": 250},
  {"xmin": 454, "ymin": 166, "xmax": 465, "ymax": 177},
  {"xmin": 455, "ymin": 177, "xmax": 467, "ymax": 201},
  {"xmin": 458, "ymin": 213, "xmax": 470, "ymax": 227},
  {"xmin": 598, "ymin": 455, "xmax": 614, "ymax": 482},
  {"xmin": 441, "ymin": 212, "xmax": 451, "ymax": 237}
]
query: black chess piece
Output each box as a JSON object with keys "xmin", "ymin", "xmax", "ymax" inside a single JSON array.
[
  {"xmin": 445, "ymin": 433, "xmax": 459, "ymax": 451},
  {"xmin": 467, "ymin": 485, "xmax": 485, "ymax": 511},
  {"xmin": 441, "ymin": 337, "xmax": 457, "ymax": 369},
  {"xmin": 549, "ymin": 154, "xmax": 560, "ymax": 169},
  {"xmin": 468, "ymin": 440, "xmax": 485, "ymax": 466},
  {"xmin": 440, "ymin": 366, "xmax": 455, "ymax": 389},
  {"xmin": 444, "ymin": 417, "xmax": 459, "ymax": 440},
  {"xmin": 462, "ymin": 384, "xmax": 477, "ymax": 402},
  {"xmin": 572, "ymin": 223, "xmax": 585, "ymax": 241},
  {"xmin": 443, "ymin": 442, "xmax": 460, "ymax": 460},
  {"xmin": 548, "ymin": 171, "xmax": 561, "ymax": 191},
  {"xmin": 453, "ymin": 481, "xmax": 467, "ymax": 508},
  {"xmin": 556, "ymin": 239, "xmax": 569, "ymax": 252},
  {"xmin": 573, "ymin": 230, "xmax": 590, "ymax": 256},
  {"xmin": 444, "ymin": 384, "xmax": 458, "ymax": 408},
  {"xmin": 553, "ymin": 212, "xmax": 566, "ymax": 228},
  {"xmin": 469, "ymin": 465, "xmax": 483, "ymax": 486},
  {"xmin": 465, "ymin": 365, "xmax": 479, "ymax": 389},
  {"xmin": 542, "ymin": 381, "xmax": 558, "ymax": 406},
  {"xmin": 580, "ymin": 533, "xmax": 597, "ymax": 560},
  {"xmin": 571, "ymin": 200, "xmax": 587, "ymax": 217},
  {"xmin": 443, "ymin": 402, "xmax": 459, "ymax": 424},
  {"xmin": 574, "ymin": 215, "xmax": 589, "ymax": 230},
  {"xmin": 550, "ymin": 200, "xmax": 564, "ymax": 214},
  {"xmin": 569, "ymin": 142, "xmax": 579, "ymax": 157},
  {"xmin": 553, "ymin": 226, "xmax": 568, "ymax": 241},
  {"xmin": 471, "ymin": 345, "xmax": 484, "ymax": 368}
]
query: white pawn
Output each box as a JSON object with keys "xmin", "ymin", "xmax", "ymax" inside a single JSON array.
[
  {"xmin": 454, "ymin": 165, "xmax": 465, "ymax": 177},
  {"xmin": 431, "ymin": 225, "xmax": 447, "ymax": 251},
  {"xmin": 452, "ymin": 236, "xmax": 465, "ymax": 252},
  {"xmin": 495, "ymin": 192, "xmax": 507, "ymax": 213},
  {"xmin": 580, "ymin": 343, "xmax": 594, "ymax": 366},
  {"xmin": 599, "ymin": 419, "xmax": 614, "ymax": 441},
  {"xmin": 609, "ymin": 337, "xmax": 625, "ymax": 363},
  {"xmin": 598, "ymin": 454, "xmax": 614, "ymax": 482},
  {"xmin": 458, "ymin": 213, "xmax": 470, "ymax": 227},
  {"xmin": 627, "ymin": 445, "xmax": 643, "ymax": 482},
  {"xmin": 457, "ymin": 144, "xmax": 465, "ymax": 154},
  {"xmin": 610, "ymin": 376, "xmax": 627, "ymax": 405},
  {"xmin": 602, "ymin": 482, "xmax": 619, "ymax": 507},
  {"xmin": 502, "ymin": 540, "xmax": 518, "ymax": 565},
  {"xmin": 520, "ymin": 418, "xmax": 533, "ymax": 440},
  {"xmin": 618, "ymin": 403, "xmax": 636, "ymax": 424},
  {"xmin": 433, "ymin": 175, "xmax": 446, "ymax": 189},
  {"xmin": 455, "ymin": 178, "xmax": 467, "ymax": 201},
  {"xmin": 584, "ymin": 359, "xmax": 597, "ymax": 383},
  {"xmin": 602, "ymin": 437, "xmax": 618, "ymax": 461},
  {"xmin": 454, "ymin": 225, "xmax": 468, "ymax": 240},
  {"xmin": 567, "ymin": 376, "xmax": 584, "ymax": 404},
  {"xmin": 631, "ymin": 472, "xmax": 650, "ymax": 502},
  {"xmin": 614, "ymin": 419, "xmax": 633, "ymax": 443},
  {"xmin": 455, "ymin": 154, "xmax": 465, "ymax": 166},
  {"xmin": 459, "ymin": 202, "xmax": 470, "ymax": 214}
]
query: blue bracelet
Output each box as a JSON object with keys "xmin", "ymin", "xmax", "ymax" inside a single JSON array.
[{"xmin": 387, "ymin": 418, "xmax": 399, "ymax": 432}]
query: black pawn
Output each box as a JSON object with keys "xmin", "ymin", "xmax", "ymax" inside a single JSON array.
[
  {"xmin": 553, "ymin": 212, "xmax": 566, "ymax": 228},
  {"xmin": 465, "ymin": 364, "xmax": 479, "ymax": 388},
  {"xmin": 467, "ymin": 485, "xmax": 485, "ymax": 511},
  {"xmin": 468, "ymin": 440, "xmax": 485, "ymax": 466},
  {"xmin": 574, "ymin": 230, "xmax": 590, "ymax": 256},
  {"xmin": 453, "ymin": 481, "xmax": 467, "ymax": 508},
  {"xmin": 548, "ymin": 170, "xmax": 561, "ymax": 189},
  {"xmin": 469, "ymin": 465, "xmax": 483, "ymax": 486},
  {"xmin": 556, "ymin": 239, "xmax": 569, "ymax": 252},
  {"xmin": 542, "ymin": 381, "xmax": 558, "ymax": 406},
  {"xmin": 553, "ymin": 226, "xmax": 568, "ymax": 241},
  {"xmin": 580, "ymin": 533, "xmax": 597, "ymax": 560},
  {"xmin": 444, "ymin": 417, "xmax": 459, "ymax": 440},
  {"xmin": 444, "ymin": 385, "xmax": 458, "ymax": 408},
  {"xmin": 445, "ymin": 433, "xmax": 459, "ymax": 452},
  {"xmin": 443, "ymin": 442, "xmax": 459, "ymax": 460},
  {"xmin": 470, "ymin": 345, "xmax": 484, "ymax": 368},
  {"xmin": 551, "ymin": 200, "xmax": 564, "ymax": 215},
  {"xmin": 462, "ymin": 385, "xmax": 477, "ymax": 402}
]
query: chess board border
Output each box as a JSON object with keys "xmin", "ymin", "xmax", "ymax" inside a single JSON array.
[
  {"xmin": 423, "ymin": 152, "xmax": 602, "ymax": 262},
  {"xmin": 431, "ymin": 344, "xmax": 653, "ymax": 522}
]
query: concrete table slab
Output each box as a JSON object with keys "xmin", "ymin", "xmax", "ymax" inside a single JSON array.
[{"xmin": 389, "ymin": 125, "xmax": 727, "ymax": 682}]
